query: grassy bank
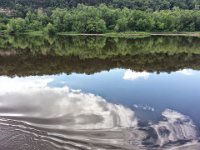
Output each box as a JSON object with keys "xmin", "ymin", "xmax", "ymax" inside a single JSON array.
[
  {"xmin": 1, "ymin": 31, "xmax": 200, "ymax": 38},
  {"xmin": 151, "ymin": 32, "xmax": 200, "ymax": 37},
  {"xmin": 103, "ymin": 32, "xmax": 151, "ymax": 38},
  {"xmin": 1, "ymin": 31, "xmax": 151, "ymax": 38},
  {"xmin": 57, "ymin": 31, "xmax": 151, "ymax": 38},
  {"xmin": 57, "ymin": 32, "xmax": 200, "ymax": 38},
  {"xmin": 22, "ymin": 31, "xmax": 44, "ymax": 36}
]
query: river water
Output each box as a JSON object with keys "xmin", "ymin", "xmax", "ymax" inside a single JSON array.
[{"xmin": 0, "ymin": 35, "xmax": 200, "ymax": 150}]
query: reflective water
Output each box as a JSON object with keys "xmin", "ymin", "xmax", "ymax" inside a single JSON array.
[{"xmin": 0, "ymin": 35, "xmax": 200, "ymax": 150}]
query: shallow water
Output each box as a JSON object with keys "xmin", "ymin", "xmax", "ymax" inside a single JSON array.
[{"xmin": 0, "ymin": 35, "xmax": 200, "ymax": 150}]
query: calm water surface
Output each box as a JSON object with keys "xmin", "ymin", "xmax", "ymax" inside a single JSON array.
[{"xmin": 0, "ymin": 35, "xmax": 200, "ymax": 150}]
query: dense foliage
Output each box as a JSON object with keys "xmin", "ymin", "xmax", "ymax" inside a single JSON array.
[
  {"xmin": 1, "ymin": 0, "xmax": 200, "ymax": 10},
  {"xmin": 1, "ymin": 4, "xmax": 200, "ymax": 33}
]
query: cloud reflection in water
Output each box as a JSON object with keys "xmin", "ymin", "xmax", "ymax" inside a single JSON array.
[
  {"xmin": 123, "ymin": 69, "xmax": 150, "ymax": 80},
  {"xmin": 177, "ymin": 69, "xmax": 194, "ymax": 76},
  {"xmin": 0, "ymin": 76, "xmax": 199, "ymax": 149},
  {"xmin": 0, "ymin": 76, "xmax": 137, "ymax": 129},
  {"xmin": 150, "ymin": 109, "xmax": 199, "ymax": 148}
]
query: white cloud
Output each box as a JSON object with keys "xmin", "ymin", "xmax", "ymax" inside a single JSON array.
[
  {"xmin": 133, "ymin": 104, "xmax": 155, "ymax": 111},
  {"xmin": 123, "ymin": 69, "xmax": 150, "ymax": 80},
  {"xmin": 152, "ymin": 109, "xmax": 199, "ymax": 147},
  {"xmin": 0, "ymin": 76, "xmax": 53, "ymax": 95},
  {"xmin": 177, "ymin": 69, "xmax": 193, "ymax": 76},
  {"xmin": 0, "ymin": 76, "xmax": 137, "ymax": 130}
]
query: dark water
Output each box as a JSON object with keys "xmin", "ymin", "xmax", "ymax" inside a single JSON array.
[{"xmin": 0, "ymin": 35, "xmax": 200, "ymax": 150}]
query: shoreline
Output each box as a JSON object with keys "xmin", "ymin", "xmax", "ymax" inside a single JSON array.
[
  {"xmin": 1, "ymin": 31, "xmax": 200, "ymax": 37},
  {"xmin": 58, "ymin": 32, "xmax": 200, "ymax": 37},
  {"xmin": 151, "ymin": 32, "xmax": 200, "ymax": 37},
  {"xmin": 57, "ymin": 32, "xmax": 150, "ymax": 38}
]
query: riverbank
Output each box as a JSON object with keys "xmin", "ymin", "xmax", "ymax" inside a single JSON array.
[
  {"xmin": 1, "ymin": 31, "xmax": 200, "ymax": 38},
  {"xmin": 57, "ymin": 32, "xmax": 150, "ymax": 38},
  {"xmin": 58, "ymin": 32, "xmax": 200, "ymax": 37},
  {"xmin": 0, "ymin": 31, "xmax": 151, "ymax": 38},
  {"xmin": 151, "ymin": 32, "xmax": 200, "ymax": 37}
]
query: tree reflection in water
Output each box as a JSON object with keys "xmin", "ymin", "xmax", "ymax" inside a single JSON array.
[{"xmin": 0, "ymin": 35, "xmax": 200, "ymax": 76}]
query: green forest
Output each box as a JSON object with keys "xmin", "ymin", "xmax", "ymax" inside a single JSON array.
[
  {"xmin": 1, "ymin": 0, "xmax": 200, "ymax": 10},
  {"xmin": 1, "ymin": 0, "xmax": 200, "ymax": 33}
]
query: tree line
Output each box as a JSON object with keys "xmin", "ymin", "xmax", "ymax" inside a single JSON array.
[
  {"xmin": 1, "ymin": 0, "xmax": 200, "ymax": 10},
  {"xmin": 1, "ymin": 4, "xmax": 200, "ymax": 34}
]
